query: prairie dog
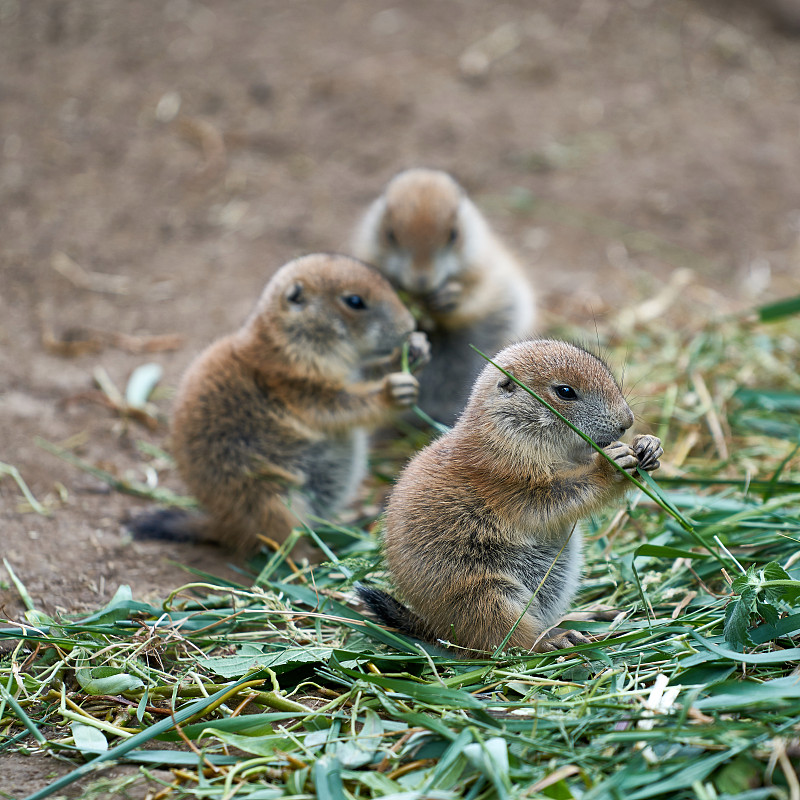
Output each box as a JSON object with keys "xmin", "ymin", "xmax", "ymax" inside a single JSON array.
[
  {"xmin": 359, "ymin": 339, "xmax": 663, "ymax": 656},
  {"xmin": 352, "ymin": 168, "xmax": 536, "ymax": 424},
  {"xmin": 131, "ymin": 254, "xmax": 430, "ymax": 557}
]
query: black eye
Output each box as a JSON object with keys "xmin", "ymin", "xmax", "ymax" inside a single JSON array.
[
  {"xmin": 343, "ymin": 294, "xmax": 367, "ymax": 310},
  {"xmin": 498, "ymin": 375, "xmax": 516, "ymax": 394},
  {"xmin": 286, "ymin": 283, "xmax": 304, "ymax": 305},
  {"xmin": 447, "ymin": 227, "xmax": 458, "ymax": 245},
  {"xmin": 554, "ymin": 384, "xmax": 578, "ymax": 400},
  {"xmin": 385, "ymin": 228, "xmax": 398, "ymax": 247}
]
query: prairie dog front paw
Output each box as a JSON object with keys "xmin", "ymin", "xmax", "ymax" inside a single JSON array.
[
  {"xmin": 632, "ymin": 434, "xmax": 663, "ymax": 473},
  {"xmin": 603, "ymin": 440, "xmax": 639, "ymax": 480},
  {"xmin": 427, "ymin": 280, "xmax": 463, "ymax": 314},
  {"xmin": 533, "ymin": 627, "xmax": 591, "ymax": 653},
  {"xmin": 406, "ymin": 331, "xmax": 431, "ymax": 372},
  {"xmin": 386, "ymin": 372, "xmax": 419, "ymax": 407}
]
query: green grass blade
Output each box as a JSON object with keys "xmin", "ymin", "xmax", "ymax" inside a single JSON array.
[{"xmin": 757, "ymin": 294, "xmax": 800, "ymax": 321}]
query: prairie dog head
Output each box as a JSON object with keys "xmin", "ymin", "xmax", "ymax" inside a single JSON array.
[
  {"xmin": 463, "ymin": 340, "xmax": 634, "ymax": 466},
  {"xmin": 245, "ymin": 254, "xmax": 416, "ymax": 377},
  {"xmin": 355, "ymin": 168, "xmax": 487, "ymax": 296}
]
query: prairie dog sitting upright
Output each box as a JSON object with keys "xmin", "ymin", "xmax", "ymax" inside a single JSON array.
[
  {"xmin": 359, "ymin": 339, "xmax": 663, "ymax": 656},
  {"xmin": 352, "ymin": 168, "xmax": 536, "ymax": 424},
  {"xmin": 131, "ymin": 254, "xmax": 429, "ymax": 558}
]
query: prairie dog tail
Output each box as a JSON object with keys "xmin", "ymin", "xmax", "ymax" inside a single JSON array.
[
  {"xmin": 356, "ymin": 584, "xmax": 434, "ymax": 642},
  {"xmin": 126, "ymin": 508, "xmax": 212, "ymax": 544}
]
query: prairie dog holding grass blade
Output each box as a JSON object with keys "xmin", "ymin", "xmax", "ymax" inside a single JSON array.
[
  {"xmin": 130, "ymin": 254, "xmax": 430, "ymax": 559},
  {"xmin": 358, "ymin": 339, "xmax": 662, "ymax": 656},
  {"xmin": 352, "ymin": 168, "xmax": 536, "ymax": 424}
]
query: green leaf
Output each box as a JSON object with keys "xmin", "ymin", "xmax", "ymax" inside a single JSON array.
[
  {"xmin": 313, "ymin": 754, "xmax": 347, "ymax": 800},
  {"xmin": 723, "ymin": 589, "xmax": 754, "ymax": 649},
  {"xmin": 122, "ymin": 750, "xmax": 239, "ymax": 766},
  {"xmin": 731, "ymin": 567, "xmax": 755, "ymax": 595},
  {"xmin": 70, "ymin": 722, "xmax": 108, "ymax": 755},
  {"xmin": 197, "ymin": 643, "xmax": 332, "ymax": 678},
  {"xmin": 328, "ymin": 709, "xmax": 383, "ymax": 768},
  {"xmin": 392, "ymin": 711, "xmax": 460, "ymax": 741},
  {"xmin": 341, "ymin": 769, "xmax": 402, "ymax": 794},
  {"xmin": 73, "ymin": 585, "xmax": 155, "ymax": 625},
  {"xmin": 75, "ymin": 667, "xmax": 145, "ymax": 695},
  {"xmin": 136, "ymin": 691, "xmax": 147, "ymax": 723},
  {"xmin": 421, "ymin": 729, "xmax": 473, "ymax": 792},
  {"xmin": 692, "ymin": 631, "xmax": 800, "ymax": 663},
  {"xmin": 197, "ymin": 730, "xmax": 300, "ymax": 757},
  {"xmin": 337, "ymin": 666, "xmax": 486, "ymax": 710},
  {"xmin": 715, "ymin": 755, "xmax": 765, "ymax": 795},
  {"xmin": 159, "ymin": 712, "xmax": 286, "ymax": 741},
  {"xmin": 463, "ymin": 737, "xmax": 511, "ymax": 800},
  {"xmin": 694, "ymin": 676, "xmax": 800, "ymax": 711},
  {"xmin": 633, "ymin": 544, "xmax": 708, "ymax": 560},
  {"xmin": 543, "ymin": 780, "xmax": 577, "ymax": 799},
  {"xmin": 763, "ymin": 561, "xmax": 800, "ymax": 602},
  {"xmin": 756, "ymin": 600, "xmax": 779, "ymax": 627},
  {"xmin": 286, "ymin": 766, "xmax": 311, "ymax": 796},
  {"xmin": 750, "ymin": 610, "xmax": 800, "ymax": 644}
]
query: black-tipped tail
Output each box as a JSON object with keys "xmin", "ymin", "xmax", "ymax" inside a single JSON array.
[
  {"xmin": 356, "ymin": 583, "xmax": 432, "ymax": 642},
  {"xmin": 126, "ymin": 508, "xmax": 210, "ymax": 544}
]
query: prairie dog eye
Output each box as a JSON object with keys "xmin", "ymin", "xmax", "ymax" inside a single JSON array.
[
  {"xmin": 385, "ymin": 228, "xmax": 398, "ymax": 247},
  {"xmin": 497, "ymin": 375, "xmax": 516, "ymax": 394},
  {"xmin": 447, "ymin": 227, "xmax": 459, "ymax": 245},
  {"xmin": 343, "ymin": 294, "xmax": 368, "ymax": 310},
  {"xmin": 553, "ymin": 384, "xmax": 579, "ymax": 400},
  {"xmin": 286, "ymin": 283, "xmax": 304, "ymax": 305}
]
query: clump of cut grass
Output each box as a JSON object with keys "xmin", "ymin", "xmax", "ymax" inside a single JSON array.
[{"xmin": 3, "ymin": 301, "xmax": 800, "ymax": 799}]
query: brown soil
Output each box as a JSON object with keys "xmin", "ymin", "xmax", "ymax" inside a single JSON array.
[{"xmin": 2, "ymin": 1, "xmax": 799, "ymax": 795}]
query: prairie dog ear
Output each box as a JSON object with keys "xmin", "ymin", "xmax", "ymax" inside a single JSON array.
[
  {"xmin": 285, "ymin": 282, "xmax": 305, "ymax": 306},
  {"xmin": 497, "ymin": 370, "xmax": 516, "ymax": 394}
]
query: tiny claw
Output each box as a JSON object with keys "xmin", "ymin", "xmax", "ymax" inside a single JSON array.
[
  {"xmin": 632, "ymin": 434, "xmax": 664, "ymax": 473},
  {"xmin": 603, "ymin": 441, "xmax": 638, "ymax": 478},
  {"xmin": 533, "ymin": 627, "xmax": 591, "ymax": 653}
]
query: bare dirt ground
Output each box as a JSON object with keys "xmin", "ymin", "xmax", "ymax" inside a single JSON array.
[{"xmin": 2, "ymin": 1, "xmax": 800, "ymax": 795}]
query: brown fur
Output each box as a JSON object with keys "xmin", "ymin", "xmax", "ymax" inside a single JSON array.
[
  {"xmin": 360, "ymin": 339, "xmax": 663, "ymax": 656},
  {"xmin": 352, "ymin": 168, "xmax": 536, "ymax": 424},
  {"xmin": 140, "ymin": 254, "xmax": 429, "ymax": 558}
]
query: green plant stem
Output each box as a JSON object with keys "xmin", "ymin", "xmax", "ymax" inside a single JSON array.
[
  {"xmin": 401, "ymin": 339, "xmax": 451, "ymax": 434},
  {"xmin": 0, "ymin": 462, "xmax": 48, "ymax": 516},
  {"xmin": 0, "ymin": 681, "xmax": 47, "ymax": 746}
]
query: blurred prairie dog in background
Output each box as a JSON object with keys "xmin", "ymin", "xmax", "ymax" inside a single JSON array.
[
  {"xmin": 130, "ymin": 254, "xmax": 430, "ymax": 559},
  {"xmin": 359, "ymin": 339, "xmax": 663, "ymax": 656},
  {"xmin": 352, "ymin": 168, "xmax": 536, "ymax": 424}
]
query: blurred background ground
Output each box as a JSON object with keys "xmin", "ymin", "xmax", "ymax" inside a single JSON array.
[{"xmin": 1, "ymin": 2, "xmax": 800, "ymax": 790}]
